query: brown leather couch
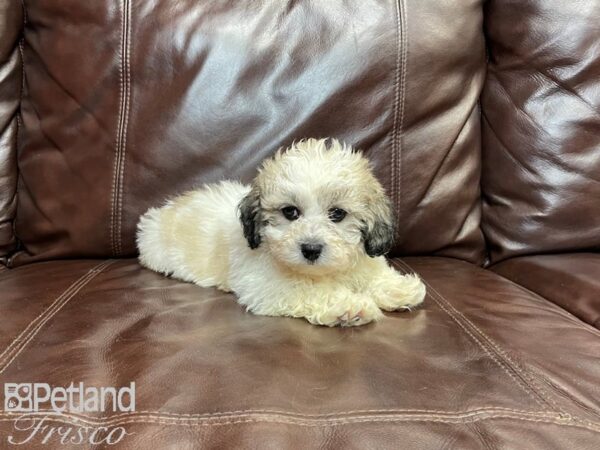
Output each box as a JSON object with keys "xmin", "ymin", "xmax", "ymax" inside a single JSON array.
[{"xmin": 1, "ymin": 1, "xmax": 599, "ymax": 448}]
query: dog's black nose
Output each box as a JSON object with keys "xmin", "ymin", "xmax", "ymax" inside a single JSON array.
[{"xmin": 301, "ymin": 243, "xmax": 323, "ymax": 262}]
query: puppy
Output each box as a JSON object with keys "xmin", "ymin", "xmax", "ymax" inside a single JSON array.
[{"xmin": 137, "ymin": 138, "xmax": 425, "ymax": 326}]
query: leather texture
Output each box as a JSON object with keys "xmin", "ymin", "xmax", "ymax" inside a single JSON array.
[
  {"xmin": 492, "ymin": 253, "xmax": 600, "ymax": 329},
  {"xmin": 1, "ymin": 0, "xmax": 599, "ymax": 448},
  {"xmin": 0, "ymin": 0, "xmax": 22, "ymax": 261},
  {"xmin": 11, "ymin": 0, "xmax": 486, "ymax": 266},
  {"xmin": 481, "ymin": 0, "xmax": 600, "ymax": 263},
  {"xmin": 0, "ymin": 257, "xmax": 599, "ymax": 448}
]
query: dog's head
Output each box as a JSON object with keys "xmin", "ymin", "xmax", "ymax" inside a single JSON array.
[{"xmin": 239, "ymin": 138, "xmax": 394, "ymax": 275}]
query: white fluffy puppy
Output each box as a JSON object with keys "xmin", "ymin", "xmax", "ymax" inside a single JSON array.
[{"xmin": 137, "ymin": 138, "xmax": 425, "ymax": 326}]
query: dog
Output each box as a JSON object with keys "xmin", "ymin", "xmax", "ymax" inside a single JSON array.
[{"xmin": 137, "ymin": 138, "xmax": 425, "ymax": 326}]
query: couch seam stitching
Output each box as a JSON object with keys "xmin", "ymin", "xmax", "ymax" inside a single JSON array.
[
  {"xmin": 0, "ymin": 406, "xmax": 553, "ymax": 419},
  {"xmin": 0, "ymin": 269, "xmax": 101, "ymax": 361},
  {"xmin": 0, "ymin": 260, "xmax": 113, "ymax": 371},
  {"xmin": 117, "ymin": 0, "xmax": 132, "ymax": 256},
  {"xmin": 110, "ymin": 0, "xmax": 131, "ymax": 256},
  {"xmin": 0, "ymin": 412, "xmax": 598, "ymax": 433},
  {"xmin": 538, "ymin": 373, "xmax": 600, "ymax": 422},
  {"xmin": 110, "ymin": 1, "xmax": 124, "ymax": 256},
  {"xmin": 0, "ymin": 262, "xmax": 110, "ymax": 361},
  {"xmin": 390, "ymin": 0, "xmax": 407, "ymax": 230},
  {"xmin": 400, "ymin": 260, "xmax": 586, "ymax": 417},
  {"xmin": 396, "ymin": 259, "xmax": 563, "ymax": 412},
  {"xmin": 0, "ymin": 411, "xmax": 561, "ymax": 423},
  {"xmin": 392, "ymin": 259, "xmax": 553, "ymax": 410},
  {"xmin": 397, "ymin": 0, "xmax": 408, "ymax": 221},
  {"xmin": 416, "ymin": 267, "xmax": 565, "ymax": 414},
  {"xmin": 0, "ymin": 260, "xmax": 114, "ymax": 374},
  {"xmin": 390, "ymin": 0, "xmax": 401, "ymax": 218}
]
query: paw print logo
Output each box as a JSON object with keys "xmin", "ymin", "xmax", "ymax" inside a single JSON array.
[{"xmin": 4, "ymin": 384, "xmax": 33, "ymax": 412}]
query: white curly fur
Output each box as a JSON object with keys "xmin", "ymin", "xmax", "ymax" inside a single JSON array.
[{"xmin": 137, "ymin": 138, "xmax": 425, "ymax": 326}]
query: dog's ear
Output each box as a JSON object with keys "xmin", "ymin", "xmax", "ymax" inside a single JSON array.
[
  {"xmin": 238, "ymin": 187, "xmax": 262, "ymax": 249},
  {"xmin": 361, "ymin": 194, "xmax": 395, "ymax": 257}
]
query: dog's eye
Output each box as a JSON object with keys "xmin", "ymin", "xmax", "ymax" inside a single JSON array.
[
  {"xmin": 328, "ymin": 208, "xmax": 347, "ymax": 223},
  {"xmin": 281, "ymin": 206, "xmax": 301, "ymax": 221}
]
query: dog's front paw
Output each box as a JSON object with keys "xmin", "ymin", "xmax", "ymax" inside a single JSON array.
[
  {"xmin": 372, "ymin": 273, "xmax": 426, "ymax": 312},
  {"xmin": 306, "ymin": 294, "xmax": 383, "ymax": 327}
]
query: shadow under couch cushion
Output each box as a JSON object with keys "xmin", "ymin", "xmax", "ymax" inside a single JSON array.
[
  {"xmin": 0, "ymin": 257, "xmax": 598, "ymax": 448},
  {"xmin": 491, "ymin": 253, "xmax": 600, "ymax": 329}
]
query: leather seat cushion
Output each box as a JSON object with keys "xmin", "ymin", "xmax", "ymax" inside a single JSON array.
[
  {"xmin": 492, "ymin": 253, "xmax": 600, "ymax": 329},
  {"xmin": 0, "ymin": 257, "xmax": 598, "ymax": 448}
]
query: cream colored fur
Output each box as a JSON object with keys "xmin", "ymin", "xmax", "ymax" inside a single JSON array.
[{"xmin": 137, "ymin": 139, "xmax": 425, "ymax": 326}]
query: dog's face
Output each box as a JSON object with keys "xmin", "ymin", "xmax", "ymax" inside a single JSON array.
[{"xmin": 239, "ymin": 139, "xmax": 394, "ymax": 276}]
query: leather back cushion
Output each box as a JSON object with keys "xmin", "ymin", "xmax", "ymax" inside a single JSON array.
[
  {"xmin": 13, "ymin": 0, "xmax": 486, "ymax": 266},
  {"xmin": 0, "ymin": 1, "xmax": 22, "ymax": 261},
  {"xmin": 482, "ymin": 0, "xmax": 600, "ymax": 263}
]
